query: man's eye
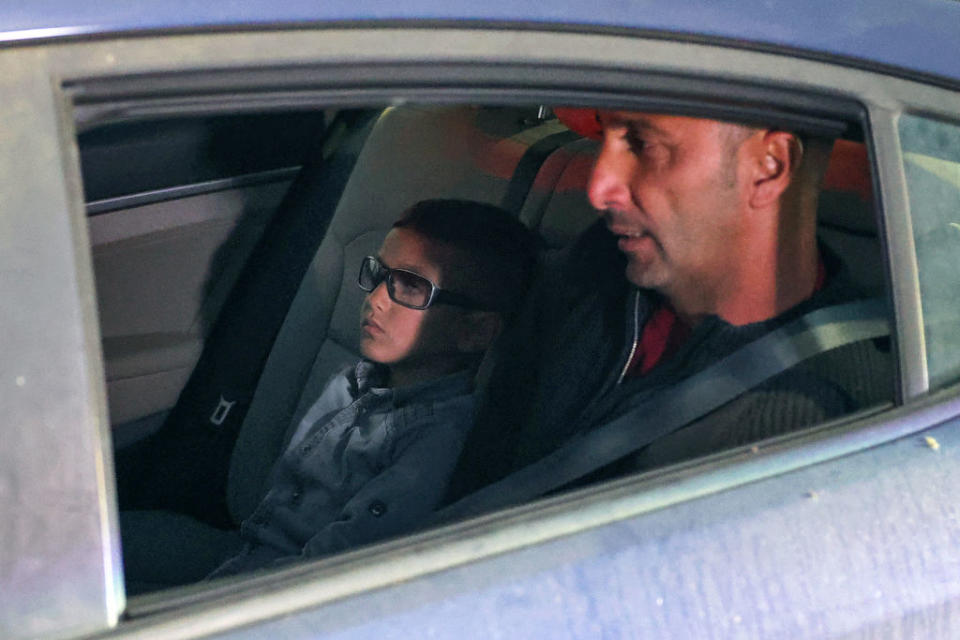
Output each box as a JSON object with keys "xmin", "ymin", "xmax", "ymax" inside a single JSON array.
[{"xmin": 624, "ymin": 132, "xmax": 647, "ymax": 155}]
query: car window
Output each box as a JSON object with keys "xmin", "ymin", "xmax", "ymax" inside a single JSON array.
[
  {"xmin": 898, "ymin": 113, "xmax": 960, "ymax": 390},
  {"xmin": 83, "ymin": 113, "xmax": 328, "ymax": 433},
  {"xmin": 74, "ymin": 100, "xmax": 902, "ymax": 606},
  {"xmin": 80, "ymin": 112, "xmax": 325, "ymax": 207}
]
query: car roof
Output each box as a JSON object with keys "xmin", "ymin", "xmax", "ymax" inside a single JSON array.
[{"xmin": 3, "ymin": 0, "xmax": 959, "ymax": 85}]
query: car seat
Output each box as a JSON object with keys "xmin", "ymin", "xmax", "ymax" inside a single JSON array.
[{"xmin": 120, "ymin": 104, "xmax": 582, "ymax": 592}]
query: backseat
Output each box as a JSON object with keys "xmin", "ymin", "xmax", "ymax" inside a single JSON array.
[
  {"xmin": 226, "ymin": 105, "xmax": 580, "ymax": 519},
  {"xmin": 121, "ymin": 105, "xmax": 591, "ymax": 591}
]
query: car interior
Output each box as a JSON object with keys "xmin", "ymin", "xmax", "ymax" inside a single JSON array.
[{"xmin": 80, "ymin": 103, "xmax": 894, "ymax": 595}]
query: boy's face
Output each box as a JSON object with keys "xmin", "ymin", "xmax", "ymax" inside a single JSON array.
[{"xmin": 360, "ymin": 228, "xmax": 470, "ymax": 384}]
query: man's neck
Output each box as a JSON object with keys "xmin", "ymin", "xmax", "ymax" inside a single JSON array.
[{"xmin": 670, "ymin": 239, "xmax": 821, "ymax": 328}]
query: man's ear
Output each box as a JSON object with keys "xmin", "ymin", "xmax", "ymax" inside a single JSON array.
[
  {"xmin": 749, "ymin": 131, "xmax": 802, "ymax": 209},
  {"xmin": 456, "ymin": 311, "xmax": 503, "ymax": 354}
]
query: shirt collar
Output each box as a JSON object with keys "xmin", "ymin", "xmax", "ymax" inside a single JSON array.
[{"xmin": 353, "ymin": 360, "xmax": 474, "ymax": 407}]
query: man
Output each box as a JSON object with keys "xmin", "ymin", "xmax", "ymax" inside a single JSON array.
[
  {"xmin": 447, "ymin": 109, "xmax": 887, "ymax": 500},
  {"xmin": 587, "ymin": 112, "xmax": 823, "ymax": 328}
]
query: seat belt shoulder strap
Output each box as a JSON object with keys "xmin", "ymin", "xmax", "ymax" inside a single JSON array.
[{"xmin": 438, "ymin": 297, "xmax": 889, "ymax": 521}]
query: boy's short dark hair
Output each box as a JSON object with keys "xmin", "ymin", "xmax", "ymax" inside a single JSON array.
[{"xmin": 393, "ymin": 199, "xmax": 537, "ymax": 317}]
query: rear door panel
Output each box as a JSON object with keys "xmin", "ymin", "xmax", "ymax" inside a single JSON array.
[{"xmin": 90, "ymin": 181, "xmax": 289, "ymax": 428}]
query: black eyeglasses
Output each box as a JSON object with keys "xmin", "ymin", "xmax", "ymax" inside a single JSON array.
[{"xmin": 358, "ymin": 255, "xmax": 488, "ymax": 310}]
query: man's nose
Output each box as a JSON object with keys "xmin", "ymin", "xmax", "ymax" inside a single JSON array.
[{"xmin": 587, "ymin": 142, "xmax": 634, "ymax": 213}]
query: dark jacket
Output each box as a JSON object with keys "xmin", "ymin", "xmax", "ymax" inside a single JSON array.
[
  {"xmin": 212, "ymin": 361, "xmax": 475, "ymax": 577},
  {"xmin": 448, "ymin": 221, "xmax": 891, "ymax": 500}
]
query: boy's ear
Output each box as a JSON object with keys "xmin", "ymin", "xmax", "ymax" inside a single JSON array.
[{"xmin": 455, "ymin": 311, "xmax": 503, "ymax": 354}]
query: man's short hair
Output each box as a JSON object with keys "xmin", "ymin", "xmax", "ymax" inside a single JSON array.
[{"xmin": 393, "ymin": 199, "xmax": 537, "ymax": 317}]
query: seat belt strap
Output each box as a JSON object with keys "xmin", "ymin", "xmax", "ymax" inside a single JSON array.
[
  {"xmin": 501, "ymin": 130, "xmax": 581, "ymax": 216},
  {"xmin": 436, "ymin": 297, "xmax": 889, "ymax": 521},
  {"xmin": 124, "ymin": 110, "xmax": 380, "ymax": 526}
]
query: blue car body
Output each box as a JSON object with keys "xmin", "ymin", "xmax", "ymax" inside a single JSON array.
[{"xmin": 3, "ymin": 0, "xmax": 960, "ymax": 82}]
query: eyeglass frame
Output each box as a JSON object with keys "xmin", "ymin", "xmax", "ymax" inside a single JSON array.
[{"xmin": 357, "ymin": 255, "xmax": 491, "ymax": 311}]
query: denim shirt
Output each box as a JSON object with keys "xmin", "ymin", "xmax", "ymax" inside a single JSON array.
[{"xmin": 212, "ymin": 361, "xmax": 475, "ymax": 576}]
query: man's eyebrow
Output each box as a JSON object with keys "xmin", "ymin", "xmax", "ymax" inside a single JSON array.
[
  {"xmin": 625, "ymin": 119, "xmax": 672, "ymax": 140},
  {"xmin": 601, "ymin": 113, "xmax": 672, "ymax": 140}
]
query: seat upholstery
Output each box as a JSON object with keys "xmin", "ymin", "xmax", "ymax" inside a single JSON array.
[
  {"xmin": 224, "ymin": 105, "xmax": 574, "ymax": 522},
  {"xmin": 123, "ymin": 105, "xmax": 574, "ymax": 591}
]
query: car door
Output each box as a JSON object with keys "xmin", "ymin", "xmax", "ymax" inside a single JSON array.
[
  {"xmin": 83, "ymin": 113, "xmax": 323, "ymax": 443},
  {"xmin": 4, "ymin": 14, "xmax": 960, "ymax": 640}
]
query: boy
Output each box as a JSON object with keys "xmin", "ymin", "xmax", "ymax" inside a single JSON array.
[{"xmin": 210, "ymin": 199, "xmax": 536, "ymax": 577}]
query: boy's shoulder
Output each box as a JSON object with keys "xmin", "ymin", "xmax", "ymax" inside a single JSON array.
[
  {"xmin": 350, "ymin": 360, "xmax": 389, "ymax": 394},
  {"xmin": 331, "ymin": 360, "xmax": 474, "ymax": 412},
  {"xmin": 392, "ymin": 369, "xmax": 475, "ymax": 408}
]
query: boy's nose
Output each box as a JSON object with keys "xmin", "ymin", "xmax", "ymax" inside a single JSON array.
[{"xmin": 368, "ymin": 280, "xmax": 391, "ymax": 310}]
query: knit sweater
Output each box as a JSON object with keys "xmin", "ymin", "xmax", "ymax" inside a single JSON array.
[{"xmin": 447, "ymin": 221, "xmax": 891, "ymax": 500}]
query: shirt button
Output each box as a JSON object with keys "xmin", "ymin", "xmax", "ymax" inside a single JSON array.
[
  {"xmin": 291, "ymin": 489, "xmax": 303, "ymax": 505},
  {"xmin": 368, "ymin": 500, "xmax": 387, "ymax": 517}
]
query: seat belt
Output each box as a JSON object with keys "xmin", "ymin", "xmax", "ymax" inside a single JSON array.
[
  {"xmin": 435, "ymin": 297, "xmax": 889, "ymax": 522},
  {"xmin": 121, "ymin": 110, "xmax": 380, "ymax": 527},
  {"xmin": 501, "ymin": 129, "xmax": 581, "ymax": 216}
]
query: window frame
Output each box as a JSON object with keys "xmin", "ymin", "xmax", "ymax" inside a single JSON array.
[
  {"xmin": 896, "ymin": 111, "xmax": 960, "ymax": 392},
  {"xmin": 4, "ymin": 24, "xmax": 960, "ymax": 638}
]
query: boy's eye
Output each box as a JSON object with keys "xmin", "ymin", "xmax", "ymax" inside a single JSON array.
[{"xmin": 391, "ymin": 271, "xmax": 432, "ymax": 304}]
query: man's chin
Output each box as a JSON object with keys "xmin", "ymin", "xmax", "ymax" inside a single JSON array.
[{"xmin": 624, "ymin": 259, "xmax": 667, "ymax": 290}]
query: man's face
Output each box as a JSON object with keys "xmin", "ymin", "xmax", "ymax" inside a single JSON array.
[
  {"xmin": 587, "ymin": 111, "xmax": 750, "ymax": 298},
  {"xmin": 359, "ymin": 228, "xmax": 465, "ymax": 380}
]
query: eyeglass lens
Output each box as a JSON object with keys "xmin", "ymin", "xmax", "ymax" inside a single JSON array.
[{"xmin": 359, "ymin": 257, "xmax": 435, "ymax": 309}]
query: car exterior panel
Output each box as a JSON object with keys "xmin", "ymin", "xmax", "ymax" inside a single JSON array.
[
  {"xmin": 2, "ymin": 0, "xmax": 960, "ymax": 85},
  {"xmin": 2, "ymin": 15, "xmax": 959, "ymax": 640}
]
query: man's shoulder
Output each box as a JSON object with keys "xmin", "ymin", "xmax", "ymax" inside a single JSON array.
[
  {"xmin": 628, "ymin": 365, "xmax": 854, "ymax": 473},
  {"xmin": 760, "ymin": 244, "xmax": 870, "ymax": 336}
]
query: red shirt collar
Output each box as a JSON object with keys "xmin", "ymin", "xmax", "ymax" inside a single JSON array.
[{"xmin": 624, "ymin": 257, "xmax": 827, "ymax": 378}]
